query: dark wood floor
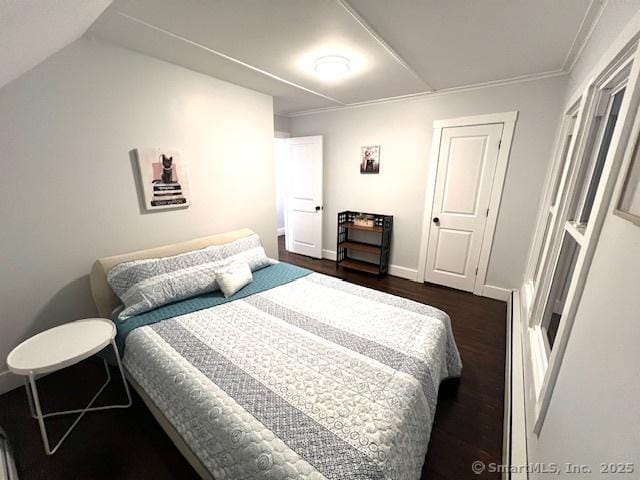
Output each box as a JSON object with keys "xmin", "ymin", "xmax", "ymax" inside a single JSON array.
[{"xmin": 0, "ymin": 237, "xmax": 506, "ymax": 480}]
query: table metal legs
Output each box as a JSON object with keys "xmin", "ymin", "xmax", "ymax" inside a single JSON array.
[{"xmin": 24, "ymin": 339, "xmax": 132, "ymax": 455}]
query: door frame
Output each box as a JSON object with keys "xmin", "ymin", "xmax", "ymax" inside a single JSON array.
[
  {"xmin": 284, "ymin": 135, "xmax": 324, "ymax": 258},
  {"xmin": 417, "ymin": 111, "xmax": 518, "ymax": 296}
]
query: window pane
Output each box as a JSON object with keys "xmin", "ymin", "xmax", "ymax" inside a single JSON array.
[
  {"xmin": 551, "ymin": 116, "xmax": 577, "ymax": 207},
  {"xmin": 534, "ymin": 211, "xmax": 553, "ymax": 284},
  {"xmin": 542, "ymin": 232, "xmax": 580, "ymax": 351},
  {"xmin": 571, "ymin": 88, "xmax": 625, "ymax": 226},
  {"xmin": 582, "ymin": 88, "xmax": 625, "ymax": 223}
]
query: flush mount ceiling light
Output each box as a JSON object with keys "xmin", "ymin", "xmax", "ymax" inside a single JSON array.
[{"xmin": 314, "ymin": 55, "xmax": 350, "ymax": 80}]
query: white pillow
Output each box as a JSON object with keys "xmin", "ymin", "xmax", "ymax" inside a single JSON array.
[{"xmin": 215, "ymin": 262, "xmax": 253, "ymax": 298}]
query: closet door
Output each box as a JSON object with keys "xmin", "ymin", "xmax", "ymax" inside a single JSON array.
[
  {"xmin": 425, "ymin": 123, "xmax": 503, "ymax": 291},
  {"xmin": 285, "ymin": 136, "xmax": 324, "ymax": 258}
]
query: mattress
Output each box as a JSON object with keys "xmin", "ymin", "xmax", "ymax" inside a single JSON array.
[{"xmin": 121, "ymin": 265, "xmax": 462, "ymax": 480}]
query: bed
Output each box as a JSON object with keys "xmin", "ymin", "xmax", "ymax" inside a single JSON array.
[{"xmin": 90, "ymin": 229, "xmax": 462, "ymax": 480}]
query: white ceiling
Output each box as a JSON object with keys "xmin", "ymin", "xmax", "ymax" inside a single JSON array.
[
  {"xmin": 347, "ymin": 0, "xmax": 596, "ymax": 90},
  {"xmin": 85, "ymin": 0, "xmax": 598, "ymax": 115},
  {"xmin": 0, "ymin": 0, "xmax": 112, "ymax": 89}
]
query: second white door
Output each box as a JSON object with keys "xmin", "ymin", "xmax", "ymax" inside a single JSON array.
[
  {"xmin": 425, "ymin": 123, "xmax": 503, "ymax": 291},
  {"xmin": 285, "ymin": 136, "xmax": 323, "ymax": 258}
]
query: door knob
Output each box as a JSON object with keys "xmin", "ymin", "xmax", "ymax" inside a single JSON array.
[
  {"xmin": 315, "ymin": 206, "xmax": 321, "ymax": 211},
  {"xmin": 433, "ymin": 217, "xmax": 440, "ymax": 224}
]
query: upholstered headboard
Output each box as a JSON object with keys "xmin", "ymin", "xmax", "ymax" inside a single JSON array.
[{"xmin": 90, "ymin": 228, "xmax": 255, "ymax": 318}]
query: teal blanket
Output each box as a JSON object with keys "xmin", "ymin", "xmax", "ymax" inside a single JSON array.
[{"xmin": 114, "ymin": 262, "xmax": 312, "ymax": 353}]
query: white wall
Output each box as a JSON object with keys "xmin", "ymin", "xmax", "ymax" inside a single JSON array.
[
  {"xmin": 531, "ymin": 216, "xmax": 640, "ymax": 477},
  {"xmin": 274, "ymin": 114, "xmax": 291, "ymax": 135},
  {"xmin": 567, "ymin": 0, "xmax": 640, "ymax": 98},
  {"xmin": 524, "ymin": 3, "xmax": 640, "ymax": 476},
  {"xmin": 0, "ymin": 37, "xmax": 276, "ymax": 393},
  {"xmin": 273, "ymin": 116, "xmax": 291, "ymax": 233},
  {"xmin": 289, "ymin": 76, "xmax": 567, "ymax": 288},
  {"xmin": 274, "ymin": 138, "xmax": 288, "ymax": 233}
]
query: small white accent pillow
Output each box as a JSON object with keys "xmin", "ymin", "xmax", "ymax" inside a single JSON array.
[{"xmin": 215, "ymin": 262, "xmax": 253, "ymax": 298}]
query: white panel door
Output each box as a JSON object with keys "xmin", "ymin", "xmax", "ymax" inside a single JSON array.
[
  {"xmin": 285, "ymin": 136, "xmax": 323, "ymax": 258},
  {"xmin": 425, "ymin": 124, "xmax": 503, "ymax": 291}
]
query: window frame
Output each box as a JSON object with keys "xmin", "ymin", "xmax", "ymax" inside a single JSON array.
[
  {"xmin": 522, "ymin": 43, "xmax": 640, "ymax": 435},
  {"xmin": 521, "ymin": 103, "xmax": 582, "ymax": 321},
  {"xmin": 571, "ymin": 80, "xmax": 628, "ymax": 228},
  {"xmin": 537, "ymin": 112, "xmax": 579, "ymax": 279},
  {"xmin": 533, "ymin": 70, "xmax": 631, "ymax": 330}
]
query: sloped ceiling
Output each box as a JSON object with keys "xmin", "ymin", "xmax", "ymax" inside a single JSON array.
[
  {"xmin": 1, "ymin": 0, "xmax": 602, "ymax": 114},
  {"xmin": 0, "ymin": 0, "xmax": 112, "ymax": 89}
]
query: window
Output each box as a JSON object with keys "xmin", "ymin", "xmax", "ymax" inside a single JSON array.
[
  {"xmin": 532, "ymin": 76, "xmax": 628, "ymax": 361},
  {"xmin": 569, "ymin": 87, "xmax": 626, "ymax": 229},
  {"xmin": 551, "ymin": 115, "xmax": 577, "ymax": 208},
  {"xmin": 524, "ymin": 107, "xmax": 580, "ymax": 308},
  {"xmin": 533, "ymin": 211, "xmax": 552, "ymax": 283},
  {"xmin": 522, "ymin": 50, "xmax": 637, "ymax": 434},
  {"xmin": 540, "ymin": 233, "xmax": 580, "ymax": 351}
]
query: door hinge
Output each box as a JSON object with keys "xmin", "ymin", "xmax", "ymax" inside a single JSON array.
[
  {"xmin": 498, "ymin": 139, "xmax": 502, "ymax": 149},
  {"xmin": 486, "ymin": 207, "xmax": 490, "ymax": 217},
  {"xmin": 475, "ymin": 267, "xmax": 479, "ymax": 276}
]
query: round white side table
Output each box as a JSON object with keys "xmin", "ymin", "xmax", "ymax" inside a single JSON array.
[{"xmin": 6, "ymin": 318, "xmax": 132, "ymax": 455}]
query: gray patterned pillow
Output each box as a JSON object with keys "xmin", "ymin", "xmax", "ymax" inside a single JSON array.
[{"xmin": 107, "ymin": 234, "xmax": 271, "ymax": 320}]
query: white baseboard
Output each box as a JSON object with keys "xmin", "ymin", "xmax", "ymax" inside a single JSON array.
[
  {"xmin": 277, "ymin": 227, "xmax": 285, "ymax": 236},
  {"xmin": 506, "ymin": 290, "xmax": 528, "ymax": 479},
  {"xmin": 0, "ymin": 369, "xmax": 22, "ymax": 396},
  {"xmin": 503, "ymin": 291, "xmax": 513, "ymax": 480},
  {"xmin": 483, "ymin": 284, "xmax": 512, "ymax": 301},
  {"xmin": 321, "ymin": 249, "xmax": 337, "ymax": 260},
  {"xmin": 321, "ymin": 249, "xmax": 418, "ymax": 281},
  {"xmin": 388, "ymin": 265, "xmax": 418, "ymax": 281},
  {"xmin": 322, "ymin": 248, "xmax": 503, "ymax": 289}
]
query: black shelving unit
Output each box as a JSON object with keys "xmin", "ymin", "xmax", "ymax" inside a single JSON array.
[{"xmin": 336, "ymin": 211, "xmax": 393, "ymax": 276}]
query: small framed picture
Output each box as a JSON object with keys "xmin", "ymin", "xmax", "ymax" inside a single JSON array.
[
  {"xmin": 360, "ymin": 145, "xmax": 380, "ymax": 174},
  {"xmin": 136, "ymin": 148, "xmax": 191, "ymax": 211},
  {"xmin": 615, "ymin": 132, "xmax": 640, "ymax": 226}
]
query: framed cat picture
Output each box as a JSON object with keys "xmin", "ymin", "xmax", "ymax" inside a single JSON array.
[
  {"xmin": 136, "ymin": 148, "xmax": 191, "ymax": 210},
  {"xmin": 360, "ymin": 145, "xmax": 380, "ymax": 174}
]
